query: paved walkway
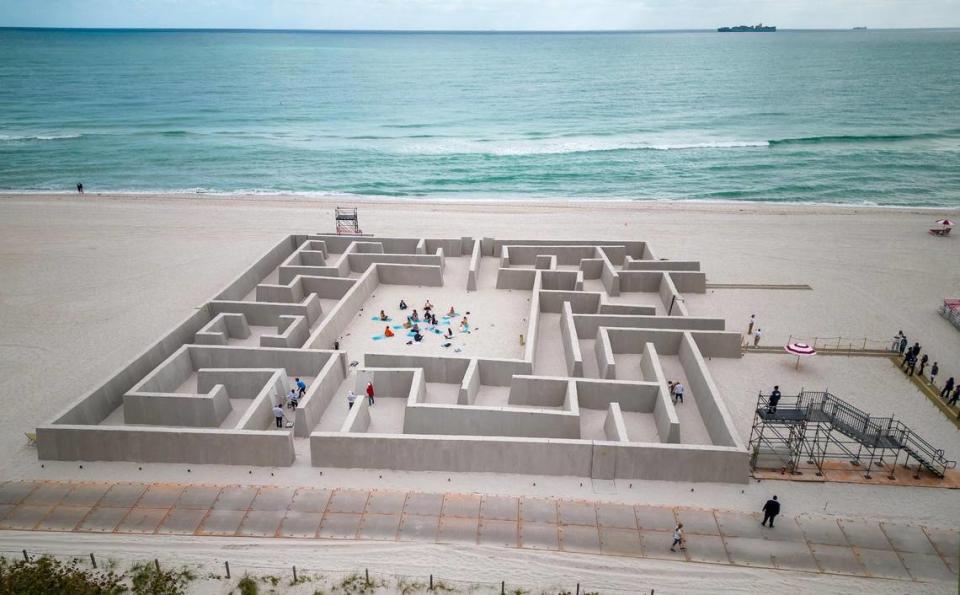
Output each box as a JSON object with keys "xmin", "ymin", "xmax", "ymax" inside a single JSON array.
[{"xmin": 0, "ymin": 480, "xmax": 956, "ymax": 584}]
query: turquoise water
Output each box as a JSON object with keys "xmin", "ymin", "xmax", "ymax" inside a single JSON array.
[{"xmin": 1, "ymin": 28, "xmax": 959, "ymax": 205}]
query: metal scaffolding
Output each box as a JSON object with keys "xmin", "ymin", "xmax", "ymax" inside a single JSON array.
[
  {"xmin": 335, "ymin": 207, "xmax": 362, "ymax": 236},
  {"xmin": 749, "ymin": 390, "xmax": 956, "ymax": 479}
]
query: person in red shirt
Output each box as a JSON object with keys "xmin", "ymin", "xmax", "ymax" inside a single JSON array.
[{"xmin": 366, "ymin": 382, "xmax": 375, "ymax": 405}]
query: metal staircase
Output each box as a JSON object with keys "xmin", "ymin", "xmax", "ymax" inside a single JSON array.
[{"xmin": 749, "ymin": 390, "xmax": 956, "ymax": 479}]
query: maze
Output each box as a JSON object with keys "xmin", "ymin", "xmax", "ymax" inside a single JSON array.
[{"xmin": 38, "ymin": 234, "xmax": 749, "ymax": 482}]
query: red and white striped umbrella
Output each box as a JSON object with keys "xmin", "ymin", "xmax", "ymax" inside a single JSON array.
[
  {"xmin": 785, "ymin": 342, "xmax": 816, "ymax": 369},
  {"xmin": 935, "ymin": 219, "xmax": 955, "ymax": 227}
]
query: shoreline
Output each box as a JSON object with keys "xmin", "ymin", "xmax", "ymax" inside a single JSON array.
[{"xmin": 3, "ymin": 191, "xmax": 960, "ymax": 215}]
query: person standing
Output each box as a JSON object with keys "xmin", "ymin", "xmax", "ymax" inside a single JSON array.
[
  {"xmin": 767, "ymin": 385, "xmax": 781, "ymax": 414},
  {"xmin": 747, "ymin": 314, "xmax": 756, "ymax": 336},
  {"xmin": 753, "ymin": 328, "xmax": 762, "ymax": 347},
  {"xmin": 76, "ymin": 182, "xmax": 84, "ymax": 194},
  {"xmin": 898, "ymin": 335, "xmax": 908, "ymax": 356},
  {"xmin": 296, "ymin": 377, "xmax": 307, "ymax": 399},
  {"xmin": 272, "ymin": 403, "xmax": 284, "ymax": 428},
  {"xmin": 918, "ymin": 354, "xmax": 929, "ymax": 376},
  {"xmin": 941, "ymin": 377, "xmax": 955, "ymax": 399},
  {"xmin": 949, "ymin": 386, "xmax": 960, "ymax": 407},
  {"xmin": 905, "ymin": 352, "xmax": 917, "ymax": 376},
  {"xmin": 892, "ymin": 331, "xmax": 904, "ymax": 352},
  {"xmin": 670, "ymin": 522, "xmax": 685, "ymax": 552},
  {"xmin": 761, "ymin": 495, "xmax": 780, "ymax": 528},
  {"xmin": 347, "ymin": 390, "xmax": 357, "ymax": 409},
  {"xmin": 930, "ymin": 362, "xmax": 939, "ymax": 386},
  {"xmin": 366, "ymin": 381, "xmax": 375, "ymax": 405},
  {"xmin": 673, "ymin": 382, "xmax": 684, "ymax": 404}
]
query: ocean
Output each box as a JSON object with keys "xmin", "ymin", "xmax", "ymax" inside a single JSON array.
[{"xmin": 1, "ymin": 28, "xmax": 959, "ymax": 205}]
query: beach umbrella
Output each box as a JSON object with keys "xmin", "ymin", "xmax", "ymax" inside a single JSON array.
[
  {"xmin": 785, "ymin": 342, "xmax": 816, "ymax": 369},
  {"xmin": 935, "ymin": 219, "xmax": 955, "ymax": 227}
]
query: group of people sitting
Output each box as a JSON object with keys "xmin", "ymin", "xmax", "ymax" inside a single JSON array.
[{"xmin": 377, "ymin": 299, "xmax": 469, "ymax": 344}]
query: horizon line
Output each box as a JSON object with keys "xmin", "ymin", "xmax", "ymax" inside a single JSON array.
[{"xmin": 2, "ymin": 26, "xmax": 959, "ymax": 34}]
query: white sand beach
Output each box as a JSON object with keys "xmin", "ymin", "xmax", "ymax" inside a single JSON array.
[{"xmin": 1, "ymin": 193, "xmax": 959, "ymax": 591}]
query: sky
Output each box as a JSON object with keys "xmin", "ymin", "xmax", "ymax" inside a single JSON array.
[{"xmin": 1, "ymin": 0, "xmax": 958, "ymax": 31}]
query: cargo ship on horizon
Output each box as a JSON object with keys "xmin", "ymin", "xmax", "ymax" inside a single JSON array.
[{"xmin": 718, "ymin": 24, "xmax": 776, "ymax": 32}]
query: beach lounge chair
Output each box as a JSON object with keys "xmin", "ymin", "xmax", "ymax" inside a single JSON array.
[{"xmin": 24, "ymin": 432, "xmax": 37, "ymax": 446}]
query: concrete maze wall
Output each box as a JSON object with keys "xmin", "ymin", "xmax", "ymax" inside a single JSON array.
[{"xmin": 38, "ymin": 233, "xmax": 748, "ymax": 482}]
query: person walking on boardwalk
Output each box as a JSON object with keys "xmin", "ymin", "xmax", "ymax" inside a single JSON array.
[
  {"xmin": 761, "ymin": 496, "xmax": 780, "ymax": 528},
  {"xmin": 949, "ymin": 386, "xmax": 960, "ymax": 407},
  {"xmin": 898, "ymin": 334, "xmax": 908, "ymax": 356},
  {"xmin": 670, "ymin": 523, "xmax": 685, "ymax": 552},
  {"xmin": 941, "ymin": 377, "xmax": 955, "ymax": 399},
  {"xmin": 905, "ymin": 352, "xmax": 918, "ymax": 376},
  {"xmin": 753, "ymin": 327, "xmax": 762, "ymax": 347},
  {"xmin": 930, "ymin": 362, "xmax": 939, "ymax": 386},
  {"xmin": 272, "ymin": 403, "xmax": 285, "ymax": 428},
  {"xmin": 918, "ymin": 354, "xmax": 929, "ymax": 376},
  {"xmin": 892, "ymin": 330, "xmax": 904, "ymax": 352},
  {"xmin": 747, "ymin": 314, "xmax": 756, "ymax": 336},
  {"xmin": 767, "ymin": 386, "xmax": 781, "ymax": 414},
  {"xmin": 366, "ymin": 381, "xmax": 375, "ymax": 405}
]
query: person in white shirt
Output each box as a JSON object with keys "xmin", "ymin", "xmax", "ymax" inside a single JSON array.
[
  {"xmin": 672, "ymin": 382, "xmax": 684, "ymax": 404},
  {"xmin": 753, "ymin": 327, "xmax": 763, "ymax": 347},
  {"xmin": 670, "ymin": 523, "xmax": 685, "ymax": 552},
  {"xmin": 272, "ymin": 404, "xmax": 284, "ymax": 428},
  {"xmin": 347, "ymin": 390, "xmax": 357, "ymax": 409}
]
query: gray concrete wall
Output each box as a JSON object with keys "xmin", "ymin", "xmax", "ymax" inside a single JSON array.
[
  {"xmin": 539, "ymin": 290, "xmax": 601, "ymax": 314},
  {"xmin": 260, "ymin": 315, "xmax": 309, "ymax": 348},
  {"xmin": 560, "ymin": 302, "xmax": 583, "ymax": 377},
  {"xmin": 658, "ymin": 272, "xmax": 687, "ymax": 316},
  {"xmin": 539, "ymin": 270, "xmax": 579, "ymax": 291},
  {"xmin": 597, "ymin": 303, "xmax": 657, "ymax": 315},
  {"xmin": 340, "ymin": 390, "xmax": 371, "ymax": 433},
  {"xmin": 605, "ymin": 327, "xmax": 685, "ymax": 355},
  {"xmin": 574, "ymin": 378, "xmax": 659, "ymax": 413},
  {"xmin": 38, "ymin": 425, "xmax": 295, "ymax": 466},
  {"xmin": 233, "ymin": 373, "xmax": 288, "ymax": 431},
  {"xmin": 348, "ymin": 252, "xmax": 443, "ymax": 273},
  {"xmin": 598, "ymin": 247, "xmax": 621, "ymax": 297},
  {"xmin": 523, "ymin": 273, "xmax": 542, "ymax": 362},
  {"xmin": 311, "ymin": 433, "xmax": 594, "ymax": 476},
  {"xmin": 403, "ymin": 403, "xmax": 580, "ymax": 439},
  {"xmin": 507, "ymin": 376, "xmax": 571, "ymax": 408},
  {"xmin": 505, "ymin": 245, "xmax": 601, "ymax": 266},
  {"xmin": 492, "ymin": 239, "xmax": 644, "ymax": 259},
  {"xmin": 364, "ymin": 354, "xmax": 471, "ymax": 384},
  {"xmin": 613, "ymin": 443, "xmax": 748, "ymax": 483},
  {"xmin": 123, "ymin": 384, "xmax": 231, "ymax": 427},
  {"xmin": 356, "ymin": 368, "xmax": 418, "ymax": 400},
  {"xmin": 133, "ymin": 347, "xmax": 194, "ymax": 393},
  {"xmin": 197, "ymin": 368, "xmax": 288, "ymax": 400},
  {"xmin": 595, "ymin": 330, "xmax": 616, "ymax": 379},
  {"xmin": 573, "ymin": 314, "xmax": 725, "ymax": 338},
  {"xmin": 458, "ymin": 359, "xmax": 480, "ymax": 405},
  {"xmin": 639, "ymin": 343, "xmax": 680, "ymax": 443},
  {"xmin": 690, "ymin": 330, "xmax": 743, "ymax": 358},
  {"xmin": 496, "ymin": 267, "xmax": 536, "ymax": 290},
  {"xmin": 467, "ymin": 240, "xmax": 481, "ymax": 291},
  {"xmin": 579, "ymin": 259, "xmax": 602, "ymax": 280},
  {"xmin": 425, "ymin": 238, "xmax": 463, "ymax": 256},
  {"xmin": 300, "ymin": 276, "xmax": 356, "ymax": 299},
  {"xmin": 195, "ymin": 313, "xmax": 250, "ymax": 346},
  {"xmin": 306, "ymin": 266, "xmax": 379, "ymax": 350},
  {"xmin": 209, "ymin": 299, "xmax": 318, "ymax": 327},
  {"xmin": 295, "ymin": 352, "xmax": 347, "ymax": 437},
  {"xmin": 186, "ymin": 345, "xmax": 329, "ymax": 377},
  {"xmin": 678, "ymin": 333, "xmax": 743, "ymax": 448},
  {"xmin": 624, "ymin": 257, "xmax": 701, "ymax": 271},
  {"xmin": 477, "ymin": 358, "xmax": 534, "ymax": 386},
  {"xmin": 618, "ymin": 271, "xmax": 663, "ymax": 292},
  {"xmin": 604, "ymin": 402, "xmax": 629, "ymax": 442},
  {"xmin": 458, "ymin": 237, "xmax": 473, "ymax": 257},
  {"xmin": 535, "ymin": 254, "xmax": 556, "ymax": 270},
  {"xmin": 376, "ymin": 263, "xmax": 443, "ymax": 286},
  {"xmin": 214, "ymin": 235, "xmax": 298, "ymax": 301},
  {"xmin": 667, "ymin": 271, "xmax": 707, "ymax": 293}
]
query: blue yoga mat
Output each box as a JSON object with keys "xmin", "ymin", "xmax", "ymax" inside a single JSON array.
[
  {"xmin": 371, "ymin": 316, "xmax": 393, "ymax": 322},
  {"xmin": 391, "ymin": 325, "xmax": 404, "ymax": 330},
  {"xmin": 372, "ymin": 335, "xmax": 384, "ymax": 341}
]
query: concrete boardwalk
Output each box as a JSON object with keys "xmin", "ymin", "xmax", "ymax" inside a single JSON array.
[{"xmin": 0, "ymin": 480, "xmax": 956, "ymax": 585}]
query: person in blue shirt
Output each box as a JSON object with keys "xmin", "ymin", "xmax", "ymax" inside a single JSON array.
[{"xmin": 295, "ymin": 377, "xmax": 307, "ymax": 399}]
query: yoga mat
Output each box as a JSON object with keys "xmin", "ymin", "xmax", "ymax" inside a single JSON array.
[
  {"xmin": 372, "ymin": 335, "xmax": 384, "ymax": 341},
  {"xmin": 391, "ymin": 325, "xmax": 404, "ymax": 330},
  {"xmin": 371, "ymin": 316, "xmax": 393, "ymax": 322}
]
